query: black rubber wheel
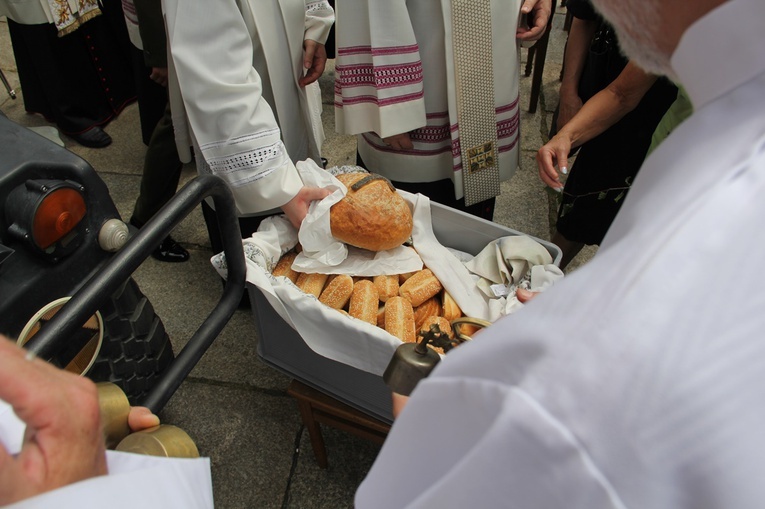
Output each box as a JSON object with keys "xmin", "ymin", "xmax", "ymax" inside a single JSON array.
[{"xmin": 87, "ymin": 278, "xmax": 174, "ymax": 405}]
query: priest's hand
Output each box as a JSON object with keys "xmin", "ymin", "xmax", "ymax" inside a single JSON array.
[
  {"xmin": 299, "ymin": 40, "xmax": 328, "ymax": 87},
  {"xmin": 0, "ymin": 337, "xmax": 108, "ymax": 505},
  {"xmin": 516, "ymin": 0, "xmax": 552, "ymax": 43},
  {"xmin": 282, "ymin": 186, "xmax": 333, "ymax": 229},
  {"xmin": 383, "ymin": 133, "xmax": 413, "ymax": 151}
]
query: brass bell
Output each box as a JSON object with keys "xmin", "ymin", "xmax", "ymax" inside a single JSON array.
[
  {"xmin": 116, "ymin": 425, "xmax": 200, "ymax": 458},
  {"xmin": 97, "ymin": 382, "xmax": 132, "ymax": 449},
  {"xmin": 383, "ymin": 327, "xmax": 442, "ymax": 396},
  {"xmin": 96, "ymin": 381, "xmax": 199, "ymax": 458}
]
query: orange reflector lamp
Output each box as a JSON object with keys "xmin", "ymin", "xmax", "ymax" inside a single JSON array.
[{"xmin": 32, "ymin": 187, "xmax": 86, "ymax": 249}]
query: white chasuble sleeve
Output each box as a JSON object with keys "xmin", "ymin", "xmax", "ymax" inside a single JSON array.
[
  {"xmin": 333, "ymin": 0, "xmax": 427, "ymax": 138},
  {"xmin": 163, "ymin": 0, "xmax": 303, "ymax": 215}
]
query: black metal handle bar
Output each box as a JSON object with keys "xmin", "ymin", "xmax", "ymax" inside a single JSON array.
[{"xmin": 23, "ymin": 174, "xmax": 246, "ymax": 414}]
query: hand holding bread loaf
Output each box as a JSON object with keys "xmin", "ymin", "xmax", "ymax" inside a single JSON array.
[{"xmin": 329, "ymin": 172, "xmax": 413, "ymax": 252}]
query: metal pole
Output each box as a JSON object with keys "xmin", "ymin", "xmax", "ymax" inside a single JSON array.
[{"xmin": 24, "ymin": 174, "xmax": 246, "ymax": 414}]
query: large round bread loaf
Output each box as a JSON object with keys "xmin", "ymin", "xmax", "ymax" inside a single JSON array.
[{"xmin": 330, "ymin": 172, "xmax": 413, "ymax": 252}]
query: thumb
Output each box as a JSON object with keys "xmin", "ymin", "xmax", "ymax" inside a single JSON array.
[
  {"xmin": 554, "ymin": 149, "xmax": 570, "ymax": 177},
  {"xmin": 127, "ymin": 406, "xmax": 160, "ymax": 432},
  {"xmin": 303, "ymin": 186, "xmax": 332, "ymax": 202}
]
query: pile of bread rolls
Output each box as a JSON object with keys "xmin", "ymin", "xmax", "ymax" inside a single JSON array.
[{"xmin": 271, "ymin": 248, "xmax": 480, "ymax": 353}]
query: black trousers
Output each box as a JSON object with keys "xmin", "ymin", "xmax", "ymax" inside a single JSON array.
[{"xmin": 131, "ymin": 103, "xmax": 184, "ymax": 227}]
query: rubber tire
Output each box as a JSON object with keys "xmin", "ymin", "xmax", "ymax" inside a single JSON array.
[{"xmin": 87, "ymin": 278, "xmax": 174, "ymax": 405}]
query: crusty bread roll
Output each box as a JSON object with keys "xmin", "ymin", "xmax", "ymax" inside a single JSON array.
[
  {"xmin": 398, "ymin": 271, "xmax": 417, "ymax": 284},
  {"xmin": 349, "ymin": 279, "xmax": 379, "ymax": 325},
  {"xmin": 384, "ymin": 296, "xmax": 416, "ymax": 343},
  {"xmin": 413, "ymin": 297, "xmax": 441, "ymax": 330},
  {"xmin": 296, "ymin": 273, "xmax": 329, "ymax": 298},
  {"xmin": 330, "ymin": 172, "xmax": 413, "ymax": 252},
  {"xmin": 272, "ymin": 251, "xmax": 300, "ymax": 283},
  {"xmin": 373, "ymin": 275, "xmax": 399, "ymax": 303},
  {"xmin": 419, "ymin": 316, "xmax": 454, "ymax": 340},
  {"xmin": 399, "ymin": 268, "xmax": 443, "ymax": 307},
  {"xmin": 319, "ymin": 274, "xmax": 354, "ymax": 309},
  {"xmin": 441, "ymin": 290, "xmax": 462, "ymax": 321},
  {"xmin": 376, "ymin": 305, "xmax": 386, "ymax": 328}
]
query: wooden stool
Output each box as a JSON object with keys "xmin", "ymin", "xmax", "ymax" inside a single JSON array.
[{"xmin": 287, "ymin": 379, "xmax": 391, "ymax": 468}]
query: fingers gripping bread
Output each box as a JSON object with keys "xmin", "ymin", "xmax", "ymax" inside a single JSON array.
[{"xmin": 330, "ymin": 172, "xmax": 413, "ymax": 252}]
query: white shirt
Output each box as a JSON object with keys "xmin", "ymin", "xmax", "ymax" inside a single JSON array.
[{"xmin": 356, "ymin": 0, "xmax": 765, "ymax": 507}]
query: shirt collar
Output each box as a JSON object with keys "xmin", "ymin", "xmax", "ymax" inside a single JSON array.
[{"xmin": 671, "ymin": 0, "xmax": 765, "ymax": 110}]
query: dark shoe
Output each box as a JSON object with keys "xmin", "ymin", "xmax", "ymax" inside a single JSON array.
[
  {"xmin": 69, "ymin": 126, "xmax": 112, "ymax": 148},
  {"xmin": 151, "ymin": 235, "xmax": 190, "ymax": 263}
]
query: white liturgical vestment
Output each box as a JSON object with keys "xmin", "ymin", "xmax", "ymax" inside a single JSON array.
[
  {"xmin": 333, "ymin": 0, "xmax": 522, "ymax": 200},
  {"xmin": 356, "ymin": 0, "xmax": 765, "ymax": 507},
  {"xmin": 162, "ymin": 0, "xmax": 333, "ymax": 216}
]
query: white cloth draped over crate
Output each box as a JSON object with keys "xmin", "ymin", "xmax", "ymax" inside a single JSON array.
[
  {"xmin": 333, "ymin": 0, "xmax": 523, "ymax": 201},
  {"xmin": 211, "ymin": 163, "xmax": 562, "ymax": 376}
]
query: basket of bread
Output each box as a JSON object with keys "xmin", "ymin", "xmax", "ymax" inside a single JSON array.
[{"xmin": 212, "ymin": 163, "xmax": 563, "ymax": 377}]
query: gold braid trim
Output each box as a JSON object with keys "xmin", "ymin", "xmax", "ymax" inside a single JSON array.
[{"xmin": 48, "ymin": 0, "xmax": 102, "ymax": 36}]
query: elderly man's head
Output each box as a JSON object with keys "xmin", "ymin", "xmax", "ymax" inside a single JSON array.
[{"xmin": 591, "ymin": 0, "xmax": 726, "ymax": 79}]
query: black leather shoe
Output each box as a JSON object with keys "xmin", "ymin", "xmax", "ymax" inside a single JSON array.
[
  {"xmin": 151, "ymin": 235, "xmax": 190, "ymax": 263},
  {"xmin": 69, "ymin": 126, "xmax": 112, "ymax": 148}
]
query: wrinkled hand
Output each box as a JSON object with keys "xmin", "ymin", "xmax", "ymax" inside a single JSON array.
[
  {"xmin": 298, "ymin": 40, "xmax": 327, "ymax": 87},
  {"xmin": 383, "ymin": 133, "xmax": 413, "ymax": 151},
  {"xmin": 516, "ymin": 0, "xmax": 552, "ymax": 43},
  {"xmin": 149, "ymin": 67, "xmax": 169, "ymax": 88},
  {"xmin": 281, "ymin": 185, "xmax": 333, "ymax": 229},
  {"xmin": 0, "ymin": 337, "xmax": 108, "ymax": 505},
  {"xmin": 536, "ymin": 132, "xmax": 572, "ymax": 191}
]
